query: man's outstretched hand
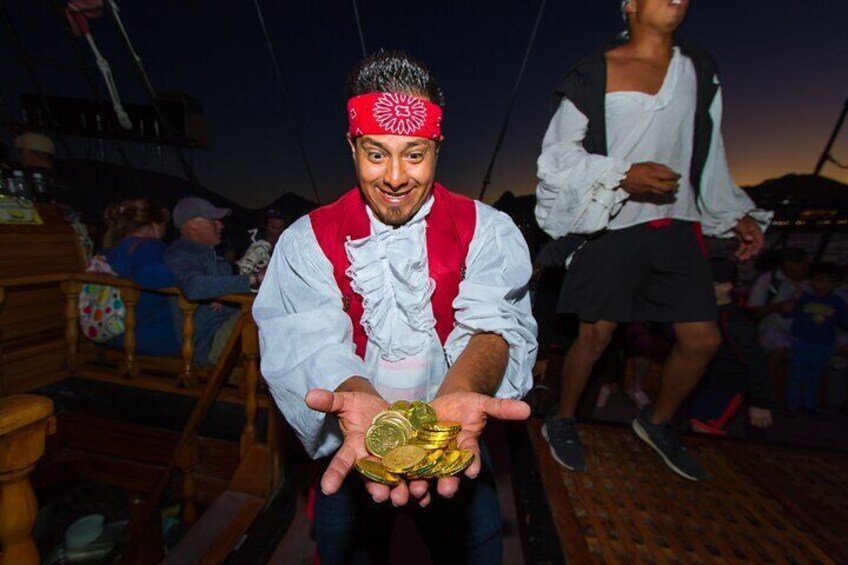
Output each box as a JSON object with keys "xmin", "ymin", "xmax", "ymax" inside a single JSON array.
[
  {"xmin": 306, "ymin": 384, "xmax": 432, "ymax": 508},
  {"xmin": 429, "ymin": 392, "xmax": 531, "ymax": 499}
]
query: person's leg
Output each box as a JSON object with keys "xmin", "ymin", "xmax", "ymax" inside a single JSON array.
[
  {"xmin": 802, "ymin": 343, "xmax": 835, "ymax": 411},
  {"xmin": 416, "ymin": 446, "xmax": 502, "ymax": 565},
  {"xmin": 207, "ymin": 311, "xmax": 240, "ymax": 365},
  {"xmin": 632, "ymin": 321, "xmax": 720, "ymax": 481},
  {"xmin": 556, "ymin": 320, "xmax": 619, "ymax": 418},
  {"xmin": 651, "ymin": 321, "xmax": 722, "ymax": 424},
  {"xmin": 313, "ymin": 471, "xmax": 394, "ymax": 565}
]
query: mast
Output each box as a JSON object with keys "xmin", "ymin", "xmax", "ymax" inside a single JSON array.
[{"xmin": 814, "ymin": 98, "xmax": 848, "ymax": 176}]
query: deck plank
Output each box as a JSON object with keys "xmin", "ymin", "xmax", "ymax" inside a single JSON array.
[{"xmin": 528, "ymin": 420, "xmax": 847, "ymax": 564}]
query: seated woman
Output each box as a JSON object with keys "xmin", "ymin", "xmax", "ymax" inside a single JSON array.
[{"xmin": 102, "ymin": 198, "xmax": 181, "ymax": 356}]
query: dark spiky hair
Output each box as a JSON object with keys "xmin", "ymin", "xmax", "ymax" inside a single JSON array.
[{"xmin": 346, "ymin": 50, "xmax": 445, "ymax": 105}]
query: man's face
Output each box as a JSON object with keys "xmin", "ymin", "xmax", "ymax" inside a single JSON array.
[
  {"xmin": 626, "ymin": 0, "xmax": 689, "ymax": 32},
  {"xmin": 349, "ymin": 134, "xmax": 440, "ymax": 227},
  {"xmin": 265, "ymin": 218, "xmax": 286, "ymax": 244},
  {"xmin": 183, "ymin": 217, "xmax": 224, "ymax": 247},
  {"xmin": 782, "ymin": 258, "xmax": 810, "ymax": 283}
]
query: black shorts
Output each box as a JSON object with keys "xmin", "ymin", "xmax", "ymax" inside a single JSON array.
[{"xmin": 557, "ymin": 221, "xmax": 717, "ymax": 323}]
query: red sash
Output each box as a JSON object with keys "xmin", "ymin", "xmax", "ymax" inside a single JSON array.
[{"xmin": 309, "ymin": 183, "xmax": 476, "ymax": 359}]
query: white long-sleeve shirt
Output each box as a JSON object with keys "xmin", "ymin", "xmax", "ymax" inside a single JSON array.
[
  {"xmin": 253, "ymin": 195, "xmax": 538, "ymax": 458},
  {"xmin": 536, "ymin": 47, "xmax": 771, "ymax": 240}
]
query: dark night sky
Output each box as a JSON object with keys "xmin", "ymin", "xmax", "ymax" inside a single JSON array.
[{"xmin": 1, "ymin": 1, "xmax": 846, "ymax": 208}]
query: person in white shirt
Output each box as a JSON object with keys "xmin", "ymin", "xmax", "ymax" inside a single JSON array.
[
  {"xmin": 253, "ymin": 51, "xmax": 537, "ymax": 564},
  {"xmin": 535, "ymin": 0, "xmax": 771, "ymax": 481}
]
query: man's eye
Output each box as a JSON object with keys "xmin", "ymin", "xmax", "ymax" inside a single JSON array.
[
  {"xmin": 407, "ymin": 153, "xmax": 423, "ymax": 162},
  {"xmin": 368, "ymin": 152, "xmax": 384, "ymax": 161}
]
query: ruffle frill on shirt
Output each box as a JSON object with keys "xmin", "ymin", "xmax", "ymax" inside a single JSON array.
[{"xmin": 345, "ymin": 221, "xmax": 436, "ymax": 362}]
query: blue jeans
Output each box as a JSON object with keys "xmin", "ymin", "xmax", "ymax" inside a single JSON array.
[
  {"xmin": 313, "ymin": 445, "xmax": 503, "ymax": 565},
  {"xmin": 788, "ymin": 339, "xmax": 833, "ymax": 410}
]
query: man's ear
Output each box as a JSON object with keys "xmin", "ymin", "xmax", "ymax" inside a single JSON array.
[
  {"xmin": 435, "ymin": 136, "xmax": 444, "ymax": 157},
  {"xmin": 623, "ymin": 0, "xmax": 636, "ymax": 16},
  {"xmin": 346, "ymin": 134, "xmax": 357, "ymax": 158}
]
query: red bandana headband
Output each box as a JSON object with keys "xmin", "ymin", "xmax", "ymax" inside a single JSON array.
[{"xmin": 347, "ymin": 92, "xmax": 443, "ymax": 140}]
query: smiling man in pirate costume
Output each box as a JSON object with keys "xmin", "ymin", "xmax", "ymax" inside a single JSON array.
[
  {"xmin": 534, "ymin": 0, "xmax": 771, "ymax": 481},
  {"xmin": 254, "ymin": 51, "xmax": 537, "ymax": 563}
]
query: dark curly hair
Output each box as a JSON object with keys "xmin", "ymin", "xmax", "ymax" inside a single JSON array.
[{"xmin": 346, "ymin": 50, "xmax": 445, "ymax": 105}]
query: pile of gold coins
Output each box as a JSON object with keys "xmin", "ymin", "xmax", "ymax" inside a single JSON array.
[{"xmin": 355, "ymin": 400, "xmax": 475, "ymax": 486}]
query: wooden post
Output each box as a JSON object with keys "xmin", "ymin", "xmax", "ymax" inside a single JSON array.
[
  {"xmin": 177, "ymin": 295, "xmax": 198, "ymax": 388},
  {"xmin": 240, "ymin": 311, "xmax": 259, "ymax": 460},
  {"xmin": 118, "ymin": 287, "xmax": 141, "ymax": 378},
  {"xmin": 60, "ymin": 281, "xmax": 81, "ymax": 370},
  {"xmin": 0, "ymin": 395, "xmax": 55, "ymax": 565},
  {"xmin": 178, "ymin": 440, "xmax": 198, "ymax": 526}
]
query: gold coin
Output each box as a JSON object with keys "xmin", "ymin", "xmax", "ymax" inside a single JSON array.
[
  {"xmin": 423, "ymin": 420, "xmax": 462, "ymax": 433},
  {"xmin": 410, "ymin": 438, "xmax": 449, "ymax": 450},
  {"xmin": 365, "ymin": 421, "xmax": 408, "ymax": 457},
  {"xmin": 416, "ymin": 429, "xmax": 455, "ymax": 439},
  {"xmin": 431, "ymin": 451, "xmax": 462, "ymax": 477},
  {"xmin": 407, "ymin": 449, "xmax": 444, "ymax": 477},
  {"xmin": 388, "ymin": 400, "xmax": 412, "ymax": 414},
  {"xmin": 373, "ymin": 412, "xmax": 414, "ymax": 436},
  {"xmin": 440, "ymin": 449, "xmax": 475, "ymax": 476},
  {"xmin": 382, "ymin": 445, "xmax": 428, "ymax": 474},
  {"xmin": 408, "ymin": 401, "xmax": 437, "ymax": 430},
  {"xmin": 355, "ymin": 458, "xmax": 401, "ymax": 485}
]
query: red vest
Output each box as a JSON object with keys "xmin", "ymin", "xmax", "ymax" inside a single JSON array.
[{"xmin": 309, "ymin": 183, "xmax": 476, "ymax": 359}]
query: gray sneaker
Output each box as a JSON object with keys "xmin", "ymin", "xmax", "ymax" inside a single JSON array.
[
  {"xmin": 541, "ymin": 416, "xmax": 586, "ymax": 471},
  {"xmin": 632, "ymin": 410, "xmax": 708, "ymax": 481}
]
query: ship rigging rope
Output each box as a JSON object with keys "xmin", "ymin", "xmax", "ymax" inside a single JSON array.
[
  {"xmin": 252, "ymin": 0, "xmax": 321, "ymax": 204},
  {"xmin": 352, "ymin": 0, "xmax": 367, "ymax": 58},
  {"xmin": 478, "ymin": 0, "xmax": 548, "ymax": 202}
]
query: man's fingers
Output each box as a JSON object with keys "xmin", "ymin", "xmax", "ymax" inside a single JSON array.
[
  {"xmin": 365, "ymin": 481, "xmax": 391, "ymax": 503},
  {"xmin": 305, "ymin": 388, "xmax": 347, "ymax": 414},
  {"xmin": 389, "ymin": 481, "xmax": 410, "ymax": 507},
  {"xmin": 482, "ymin": 397, "xmax": 531, "ymax": 422},
  {"xmin": 409, "ymin": 479, "xmax": 430, "ymax": 499},
  {"xmin": 320, "ymin": 441, "xmax": 359, "ymax": 495},
  {"xmin": 458, "ymin": 435, "xmax": 483, "ymax": 479},
  {"xmin": 437, "ymin": 476, "xmax": 461, "ymax": 498}
]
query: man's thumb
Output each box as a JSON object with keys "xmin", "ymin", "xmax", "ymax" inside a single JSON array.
[
  {"xmin": 483, "ymin": 398, "xmax": 531, "ymax": 421},
  {"xmin": 305, "ymin": 388, "xmax": 341, "ymax": 414}
]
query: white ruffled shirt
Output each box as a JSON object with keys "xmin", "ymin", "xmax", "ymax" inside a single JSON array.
[
  {"xmin": 535, "ymin": 47, "xmax": 772, "ymax": 241},
  {"xmin": 253, "ymin": 194, "xmax": 538, "ymax": 458}
]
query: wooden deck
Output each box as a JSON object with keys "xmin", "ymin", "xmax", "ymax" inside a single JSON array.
[{"xmin": 528, "ymin": 420, "xmax": 848, "ymax": 564}]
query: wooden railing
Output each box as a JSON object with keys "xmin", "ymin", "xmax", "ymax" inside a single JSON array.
[{"xmin": 0, "ymin": 273, "xmax": 283, "ymax": 546}]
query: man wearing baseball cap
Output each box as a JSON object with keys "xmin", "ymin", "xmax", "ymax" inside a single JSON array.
[
  {"xmin": 165, "ymin": 196, "xmax": 262, "ymax": 364},
  {"xmin": 14, "ymin": 132, "xmax": 55, "ymax": 170}
]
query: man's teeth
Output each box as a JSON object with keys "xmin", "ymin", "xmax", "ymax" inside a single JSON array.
[{"xmin": 671, "ymin": 0, "xmax": 681, "ymax": 4}]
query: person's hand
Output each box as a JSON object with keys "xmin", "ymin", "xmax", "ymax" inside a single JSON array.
[
  {"xmin": 732, "ymin": 215, "xmax": 764, "ymax": 261},
  {"xmin": 620, "ymin": 162, "xmax": 681, "ymax": 197},
  {"xmin": 209, "ymin": 301, "xmax": 224, "ymax": 312},
  {"xmin": 306, "ymin": 384, "xmax": 431, "ymax": 508},
  {"xmin": 749, "ymin": 406, "xmax": 773, "ymax": 429},
  {"xmin": 428, "ymin": 392, "xmax": 531, "ymax": 499}
]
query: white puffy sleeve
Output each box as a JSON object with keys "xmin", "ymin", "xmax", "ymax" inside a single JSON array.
[
  {"xmin": 444, "ymin": 204, "xmax": 538, "ymax": 399},
  {"xmin": 697, "ymin": 88, "xmax": 772, "ymax": 237},
  {"xmin": 535, "ymin": 98, "xmax": 632, "ymax": 238},
  {"xmin": 253, "ymin": 217, "xmax": 368, "ymax": 459}
]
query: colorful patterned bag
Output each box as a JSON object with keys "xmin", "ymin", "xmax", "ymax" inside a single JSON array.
[{"xmin": 79, "ymin": 255, "xmax": 125, "ymax": 343}]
